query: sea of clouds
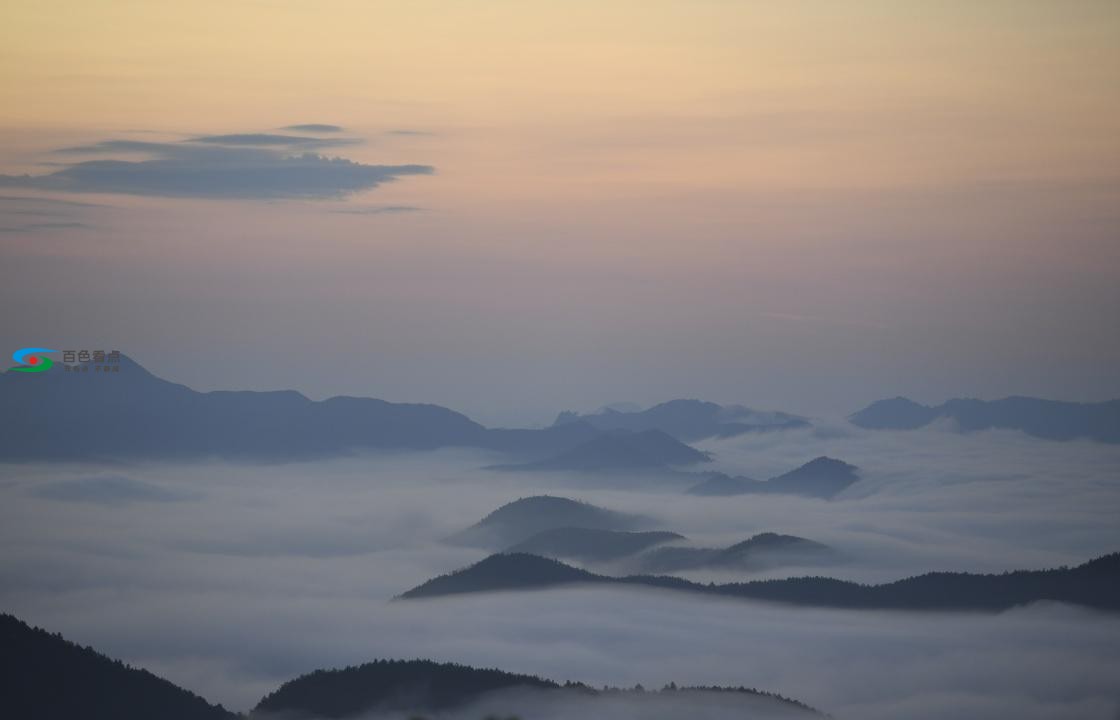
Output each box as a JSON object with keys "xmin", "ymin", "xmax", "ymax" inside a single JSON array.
[{"xmin": 1, "ymin": 422, "xmax": 1119, "ymax": 718}]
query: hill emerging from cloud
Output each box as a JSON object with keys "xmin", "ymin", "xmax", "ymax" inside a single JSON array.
[
  {"xmin": 687, "ymin": 457, "xmax": 860, "ymax": 499},
  {"xmin": 638, "ymin": 533, "xmax": 835, "ymax": 573},
  {"xmin": 850, "ymin": 396, "xmax": 1120, "ymax": 443},
  {"xmin": 446, "ymin": 496, "xmax": 655, "ymax": 549},
  {"xmin": 401, "ymin": 552, "xmax": 1120, "ymax": 612},
  {"xmin": 252, "ymin": 658, "xmax": 824, "ymax": 719},
  {"xmin": 554, "ymin": 399, "xmax": 809, "ymax": 441},
  {"xmin": 507, "ymin": 527, "xmax": 686, "ymax": 563}
]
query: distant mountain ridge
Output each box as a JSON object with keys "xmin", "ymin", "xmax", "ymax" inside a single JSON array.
[
  {"xmin": 0, "ymin": 357, "xmax": 699, "ymax": 462},
  {"xmin": 850, "ymin": 396, "xmax": 1120, "ymax": 443},
  {"xmin": 401, "ymin": 552, "xmax": 1120, "ymax": 612},
  {"xmin": 0, "ymin": 356, "xmax": 488, "ymax": 461},
  {"xmin": 554, "ymin": 399, "xmax": 809, "ymax": 441}
]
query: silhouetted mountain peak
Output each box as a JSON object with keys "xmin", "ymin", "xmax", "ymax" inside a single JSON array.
[
  {"xmin": 847, "ymin": 396, "xmax": 937, "ymax": 430},
  {"xmin": 400, "ymin": 552, "xmax": 602, "ymax": 598},
  {"xmin": 796, "ymin": 456, "xmax": 853, "ymax": 472},
  {"xmin": 685, "ymin": 458, "xmax": 859, "ymax": 499},
  {"xmin": 764, "ymin": 457, "xmax": 860, "ymax": 498},
  {"xmin": 447, "ymin": 496, "xmax": 652, "ymax": 549},
  {"xmin": 638, "ymin": 532, "xmax": 835, "ymax": 573},
  {"xmin": 724, "ymin": 532, "xmax": 817, "ymax": 554}
]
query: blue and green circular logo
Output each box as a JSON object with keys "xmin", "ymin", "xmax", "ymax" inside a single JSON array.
[{"xmin": 9, "ymin": 347, "xmax": 57, "ymax": 373}]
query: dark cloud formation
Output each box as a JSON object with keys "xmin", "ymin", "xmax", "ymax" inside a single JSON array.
[{"xmin": 0, "ymin": 130, "xmax": 433, "ymax": 199}]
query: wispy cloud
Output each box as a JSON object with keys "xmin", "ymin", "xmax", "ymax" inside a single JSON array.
[
  {"xmin": 0, "ymin": 194, "xmax": 104, "ymax": 208},
  {"xmin": 0, "ymin": 221, "xmax": 93, "ymax": 233},
  {"xmin": 0, "ymin": 127, "xmax": 435, "ymax": 200},
  {"xmin": 283, "ymin": 124, "xmax": 344, "ymax": 133},
  {"xmin": 187, "ymin": 133, "xmax": 359, "ymax": 149},
  {"xmin": 329, "ymin": 205, "xmax": 424, "ymax": 215},
  {"xmin": 31, "ymin": 475, "xmax": 189, "ymax": 504},
  {"xmin": 0, "ymin": 194, "xmax": 104, "ymax": 233}
]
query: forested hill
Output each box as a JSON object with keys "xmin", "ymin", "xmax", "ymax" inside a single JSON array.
[
  {"xmin": 0, "ymin": 613, "xmax": 236, "ymax": 720},
  {"xmin": 402, "ymin": 552, "xmax": 1120, "ymax": 612},
  {"xmin": 252, "ymin": 658, "xmax": 824, "ymax": 719}
]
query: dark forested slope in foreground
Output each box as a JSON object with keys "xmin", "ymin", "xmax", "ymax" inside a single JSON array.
[
  {"xmin": 1, "ymin": 612, "xmax": 822, "ymax": 719},
  {"xmin": 401, "ymin": 552, "xmax": 1120, "ymax": 612},
  {"xmin": 0, "ymin": 613, "xmax": 236, "ymax": 720}
]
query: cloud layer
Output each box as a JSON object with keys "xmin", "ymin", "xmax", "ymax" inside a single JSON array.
[{"xmin": 1, "ymin": 428, "xmax": 1118, "ymax": 717}]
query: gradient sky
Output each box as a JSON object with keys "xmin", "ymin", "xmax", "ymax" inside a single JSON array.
[{"xmin": 1, "ymin": 0, "xmax": 1118, "ymax": 424}]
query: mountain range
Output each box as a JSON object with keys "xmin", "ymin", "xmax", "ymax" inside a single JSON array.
[
  {"xmin": 7, "ymin": 356, "xmax": 1115, "ymax": 462},
  {"xmin": 850, "ymin": 396, "xmax": 1120, "ymax": 443},
  {"xmin": 400, "ymin": 552, "xmax": 1120, "ymax": 612},
  {"xmin": 0, "ymin": 356, "xmax": 697, "ymax": 463}
]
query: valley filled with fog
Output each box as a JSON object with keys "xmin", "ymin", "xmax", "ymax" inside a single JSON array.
[{"xmin": 2, "ymin": 420, "xmax": 1118, "ymax": 719}]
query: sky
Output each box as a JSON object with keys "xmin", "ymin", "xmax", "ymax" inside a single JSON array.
[{"xmin": 1, "ymin": 0, "xmax": 1119, "ymax": 425}]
